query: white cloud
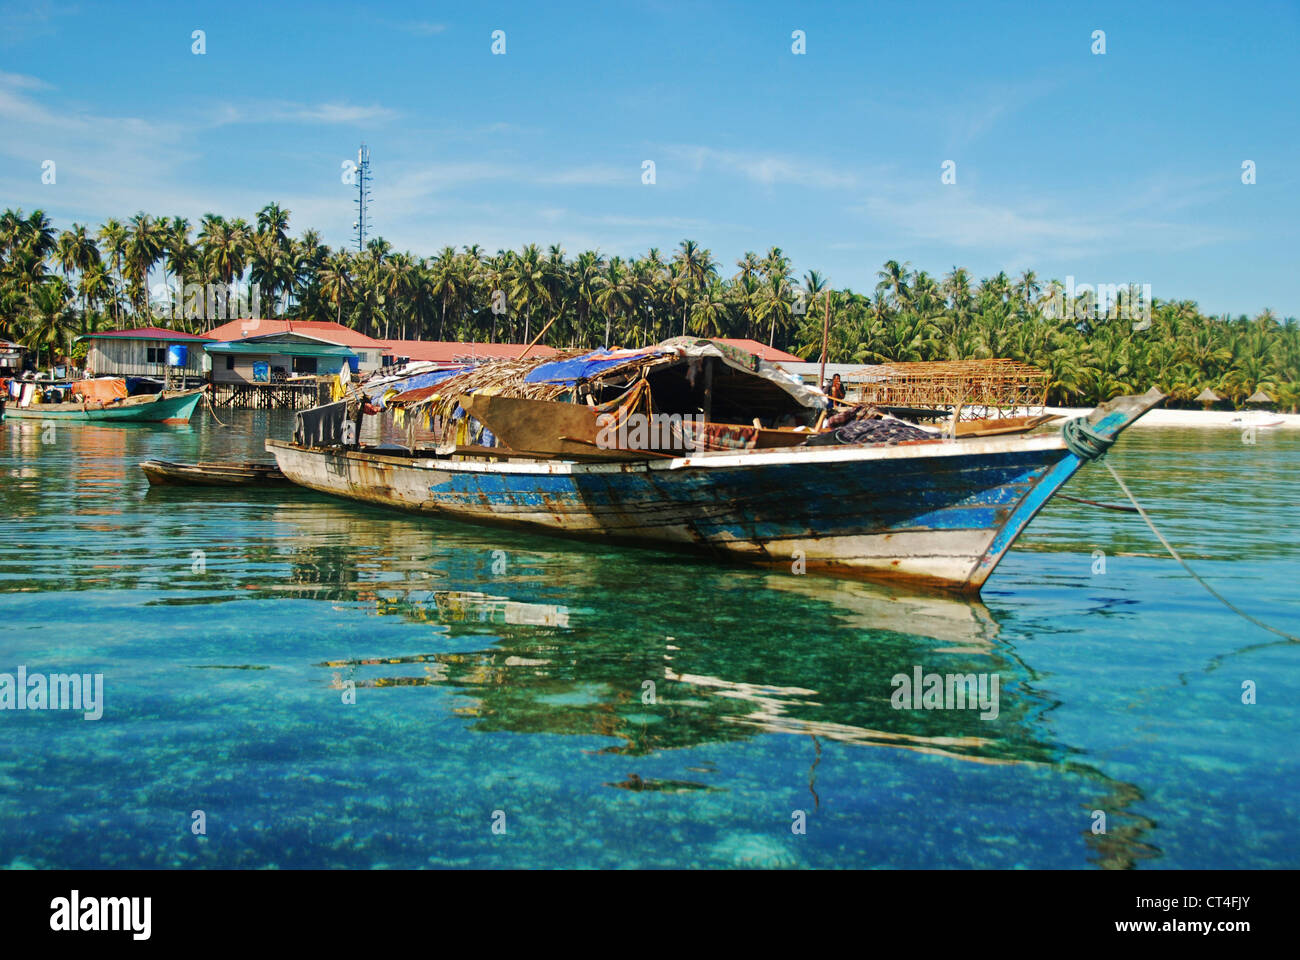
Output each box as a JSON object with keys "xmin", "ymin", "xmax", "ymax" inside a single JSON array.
[
  {"xmin": 0, "ymin": 70, "xmax": 50, "ymax": 90},
  {"xmin": 854, "ymin": 186, "xmax": 1230, "ymax": 263},
  {"xmin": 536, "ymin": 164, "xmax": 628, "ymax": 186},
  {"xmin": 664, "ymin": 144, "xmax": 861, "ymax": 190},
  {"xmin": 210, "ymin": 100, "xmax": 399, "ymax": 126},
  {"xmin": 400, "ymin": 21, "xmax": 447, "ymax": 36}
]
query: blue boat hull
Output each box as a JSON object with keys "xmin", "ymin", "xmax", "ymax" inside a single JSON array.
[{"xmin": 267, "ymin": 390, "xmax": 1162, "ymax": 592}]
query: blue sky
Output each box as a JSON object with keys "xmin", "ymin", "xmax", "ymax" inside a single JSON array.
[{"xmin": 2, "ymin": 0, "xmax": 1297, "ymax": 316}]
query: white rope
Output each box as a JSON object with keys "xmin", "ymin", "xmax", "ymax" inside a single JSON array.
[{"xmin": 1102, "ymin": 458, "xmax": 1298, "ymax": 643}]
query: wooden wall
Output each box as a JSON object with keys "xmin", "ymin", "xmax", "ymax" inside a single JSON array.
[{"xmin": 87, "ymin": 339, "xmax": 205, "ymax": 377}]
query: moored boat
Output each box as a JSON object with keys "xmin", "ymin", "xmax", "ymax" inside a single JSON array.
[
  {"xmin": 140, "ymin": 459, "xmax": 287, "ymax": 486},
  {"xmin": 2, "ymin": 387, "xmax": 205, "ymax": 424},
  {"xmin": 267, "ymin": 387, "xmax": 1164, "ymax": 593},
  {"xmin": 1230, "ymin": 411, "xmax": 1285, "ymax": 429}
]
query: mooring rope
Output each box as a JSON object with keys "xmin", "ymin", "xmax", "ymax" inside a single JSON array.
[
  {"xmin": 1063, "ymin": 416, "xmax": 1115, "ymax": 460},
  {"xmin": 1056, "ymin": 493, "xmax": 1138, "ymax": 513},
  {"xmin": 202, "ymin": 388, "xmax": 229, "ymax": 428},
  {"xmin": 1100, "ymin": 458, "xmax": 1298, "ymax": 643}
]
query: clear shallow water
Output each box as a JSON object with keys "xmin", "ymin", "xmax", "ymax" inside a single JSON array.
[{"xmin": 0, "ymin": 411, "xmax": 1296, "ymax": 869}]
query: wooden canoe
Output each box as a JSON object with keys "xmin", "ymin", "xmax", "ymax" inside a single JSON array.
[
  {"xmin": 140, "ymin": 459, "xmax": 288, "ymax": 486},
  {"xmin": 953, "ymin": 414, "xmax": 1060, "ymax": 437}
]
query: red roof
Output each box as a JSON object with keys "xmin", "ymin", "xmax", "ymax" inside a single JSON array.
[
  {"xmin": 382, "ymin": 340, "xmax": 560, "ymax": 363},
  {"xmin": 715, "ymin": 338, "xmax": 803, "ymax": 363},
  {"xmin": 81, "ymin": 327, "xmax": 211, "ymax": 341},
  {"xmin": 203, "ymin": 319, "xmax": 386, "ymax": 349}
]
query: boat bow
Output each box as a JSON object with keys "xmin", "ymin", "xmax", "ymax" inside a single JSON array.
[{"xmin": 966, "ymin": 387, "xmax": 1165, "ymax": 588}]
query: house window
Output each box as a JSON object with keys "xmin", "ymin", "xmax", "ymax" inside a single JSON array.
[
  {"xmin": 292, "ymin": 356, "xmax": 318, "ymax": 375},
  {"xmin": 146, "ymin": 347, "xmax": 161, "ymax": 363},
  {"xmin": 225, "ymin": 355, "xmax": 235, "ymax": 370}
]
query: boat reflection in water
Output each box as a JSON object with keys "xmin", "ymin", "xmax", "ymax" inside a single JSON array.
[{"xmin": 242, "ymin": 506, "xmax": 1159, "ymax": 869}]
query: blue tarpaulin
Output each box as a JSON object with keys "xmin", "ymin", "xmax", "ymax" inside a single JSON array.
[
  {"xmin": 366, "ymin": 367, "xmax": 465, "ymax": 406},
  {"xmin": 523, "ymin": 349, "xmax": 662, "ymax": 385}
]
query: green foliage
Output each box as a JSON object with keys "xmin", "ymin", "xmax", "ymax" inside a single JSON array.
[{"xmin": 1, "ymin": 206, "xmax": 1295, "ymax": 410}]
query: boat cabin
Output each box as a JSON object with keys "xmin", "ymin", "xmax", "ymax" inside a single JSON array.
[
  {"xmin": 364, "ymin": 338, "xmax": 827, "ymax": 457},
  {"xmin": 0, "ymin": 339, "xmax": 25, "ymax": 375}
]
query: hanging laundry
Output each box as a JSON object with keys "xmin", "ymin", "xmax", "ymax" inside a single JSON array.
[{"xmin": 294, "ymin": 400, "xmax": 349, "ymax": 447}]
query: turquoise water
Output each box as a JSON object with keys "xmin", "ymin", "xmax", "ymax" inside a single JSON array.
[{"xmin": 1, "ymin": 411, "xmax": 1296, "ymax": 869}]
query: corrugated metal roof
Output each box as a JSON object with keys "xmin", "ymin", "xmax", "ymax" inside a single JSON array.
[
  {"xmin": 77, "ymin": 327, "xmax": 212, "ymax": 341},
  {"xmin": 203, "ymin": 320, "xmax": 385, "ymax": 349},
  {"xmin": 205, "ymin": 341, "xmax": 357, "ymax": 358}
]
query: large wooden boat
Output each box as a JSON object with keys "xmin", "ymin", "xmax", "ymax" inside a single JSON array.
[
  {"xmin": 267, "ymin": 388, "xmax": 1163, "ymax": 594},
  {"xmin": 2, "ymin": 387, "xmax": 205, "ymax": 424}
]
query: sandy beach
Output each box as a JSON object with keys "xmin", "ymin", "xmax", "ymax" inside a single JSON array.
[{"xmin": 1037, "ymin": 407, "xmax": 1300, "ymax": 429}]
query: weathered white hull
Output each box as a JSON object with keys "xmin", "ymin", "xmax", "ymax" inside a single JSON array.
[
  {"xmin": 268, "ymin": 435, "xmax": 1061, "ymax": 591},
  {"xmin": 267, "ymin": 390, "xmax": 1162, "ymax": 592}
]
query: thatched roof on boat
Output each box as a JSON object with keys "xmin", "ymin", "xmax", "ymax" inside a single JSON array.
[
  {"xmin": 383, "ymin": 338, "xmax": 824, "ymax": 421},
  {"xmin": 392, "ymin": 354, "xmax": 579, "ymax": 404}
]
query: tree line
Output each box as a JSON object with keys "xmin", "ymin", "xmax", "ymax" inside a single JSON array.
[{"xmin": 1, "ymin": 205, "xmax": 1296, "ymax": 409}]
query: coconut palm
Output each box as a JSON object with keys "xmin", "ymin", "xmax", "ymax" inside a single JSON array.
[
  {"xmin": 876, "ymin": 259, "xmax": 911, "ymax": 309},
  {"xmin": 508, "ymin": 243, "xmax": 548, "ymax": 344},
  {"xmin": 317, "ymin": 252, "xmax": 353, "ymax": 327},
  {"xmin": 596, "ymin": 256, "xmax": 636, "ymax": 347},
  {"xmin": 20, "ymin": 279, "xmax": 77, "ymax": 368},
  {"xmin": 124, "ymin": 213, "xmax": 164, "ymax": 318}
]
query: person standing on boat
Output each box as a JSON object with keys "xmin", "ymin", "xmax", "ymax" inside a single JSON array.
[{"xmin": 824, "ymin": 373, "xmax": 846, "ymax": 409}]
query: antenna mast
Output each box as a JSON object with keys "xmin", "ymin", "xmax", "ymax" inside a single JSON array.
[{"xmin": 354, "ymin": 143, "xmax": 372, "ymax": 252}]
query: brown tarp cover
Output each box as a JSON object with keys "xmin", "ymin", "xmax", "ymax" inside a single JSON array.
[{"xmin": 70, "ymin": 378, "xmax": 128, "ymax": 402}]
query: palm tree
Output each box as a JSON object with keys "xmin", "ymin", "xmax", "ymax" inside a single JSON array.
[
  {"xmin": 509, "ymin": 243, "xmax": 548, "ymax": 344},
  {"xmin": 673, "ymin": 240, "xmax": 717, "ymax": 337},
  {"xmin": 689, "ymin": 278, "xmax": 731, "ymax": 338},
  {"xmin": 256, "ymin": 202, "xmax": 291, "ymax": 250},
  {"xmin": 125, "ymin": 213, "xmax": 163, "ymax": 318},
  {"xmin": 23, "ymin": 211, "xmax": 57, "ymax": 261},
  {"xmin": 97, "ymin": 219, "xmax": 128, "ymax": 324},
  {"xmin": 162, "ymin": 217, "xmax": 194, "ymax": 325},
  {"xmin": 79, "ymin": 261, "xmax": 114, "ymax": 332},
  {"xmin": 876, "ymin": 259, "xmax": 912, "ymax": 309},
  {"xmin": 570, "ymin": 250, "xmax": 604, "ymax": 346},
  {"xmin": 428, "ymin": 247, "xmax": 461, "ymax": 341},
  {"xmin": 1014, "ymin": 270, "xmax": 1040, "ymax": 312},
  {"xmin": 20, "ymin": 279, "xmax": 76, "ymax": 368},
  {"xmin": 596, "ymin": 256, "xmax": 635, "ymax": 347},
  {"xmin": 317, "ymin": 252, "xmax": 353, "ymax": 327},
  {"xmin": 757, "ymin": 273, "xmax": 793, "ymax": 348},
  {"xmin": 56, "ymin": 224, "xmax": 101, "ymax": 324}
]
